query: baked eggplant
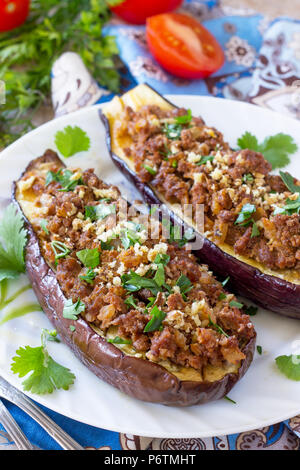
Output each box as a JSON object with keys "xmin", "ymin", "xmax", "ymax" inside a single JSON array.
[
  {"xmin": 101, "ymin": 84, "xmax": 300, "ymax": 319},
  {"xmin": 13, "ymin": 150, "xmax": 256, "ymax": 406}
]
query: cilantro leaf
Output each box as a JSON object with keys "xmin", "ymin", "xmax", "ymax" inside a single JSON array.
[
  {"xmin": 45, "ymin": 169, "xmax": 83, "ymax": 192},
  {"xmin": 174, "ymin": 109, "xmax": 192, "ymax": 124},
  {"xmin": 121, "ymin": 271, "xmax": 160, "ymax": 296},
  {"xmin": 11, "ymin": 328, "xmax": 75, "ymax": 395},
  {"xmin": 107, "ymin": 336, "xmax": 132, "ymax": 345},
  {"xmin": 235, "ymin": 203, "xmax": 256, "ymax": 225},
  {"xmin": 208, "ymin": 315, "xmax": 229, "ymax": 338},
  {"xmin": 55, "ymin": 126, "xmax": 90, "ymax": 158},
  {"xmin": 176, "ymin": 274, "xmax": 192, "ymax": 296},
  {"xmin": 76, "ymin": 248, "xmax": 100, "ymax": 269},
  {"xmin": 0, "ymin": 204, "xmax": 27, "ymax": 282},
  {"xmin": 275, "ymin": 355, "xmax": 300, "ymax": 381},
  {"xmin": 163, "ymin": 123, "xmax": 182, "ymax": 140},
  {"xmin": 237, "ymin": 131, "xmax": 259, "ymax": 151},
  {"xmin": 120, "ymin": 229, "xmax": 141, "ymax": 250},
  {"xmin": 50, "ymin": 240, "xmax": 70, "ymax": 262},
  {"xmin": 154, "ymin": 264, "xmax": 165, "ymax": 287},
  {"xmin": 11, "ymin": 346, "xmax": 75, "ymax": 394},
  {"xmin": 143, "ymin": 164, "xmax": 157, "ymax": 176},
  {"xmin": 63, "ymin": 298, "xmax": 85, "ymax": 320},
  {"xmin": 237, "ymin": 132, "xmax": 298, "ymax": 170},
  {"xmin": 196, "ymin": 155, "xmax": 214, "ymax": 166},
  {"xmin": 79, "ymin": 268, "xmax": 96, "ymax": 284},
  {"xmin": 84, "ymin": 203, "xmax": 116, "ymax": 221},
  {"xmin": 279, "ymin": 171, "xmax": 300, "ymax": 194},
  {"xmin": 124, "ymin": 295, "xmax": 138, "ymax": 309},
  {"xmin": 229, "ymin": 300, "xmax": 243, "ymax": 309},
  {"xmin": 40, "ymin": 219, "xmax": 49, "ymax": 235},
  {"xmin": 144, "ymin": 305, "xmax": 166, "ymax": 333}
]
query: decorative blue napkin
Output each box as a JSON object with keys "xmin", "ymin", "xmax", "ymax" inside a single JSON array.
[{"xmin": 1, "ymin": 0, "xmax": 300, "ymax": 451}]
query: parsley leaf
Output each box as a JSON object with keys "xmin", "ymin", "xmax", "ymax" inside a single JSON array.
[
  {"xmin": 275, "ymin": 355, "xmax": 300, "ymax": 381},
  {"xmin": 121, "ymin": 271, "xmax": 160, "ymax": 296},
  {"xmin": 107, "ymin": 336, "xmax": 132, "ymax": 345},
  {"xmin": 279, "ymin": 171, "xmax": 300, "ymax": 194},
  {"xmin": 79, "ymin": 268, "xmax": 96, "ymax": 284},
  {"xmin": 208, "ymin": 315, "xmax": 229, "ymax": 338},
  {"xmin": 144, "ymin": 305, "xmax": 166, "ymax": 333},
  {"xmin": 84, "ymin": 203, "xmax": 116, "ymax": 221},
  {"xmin": 11, "ymin": 329, "xmax": 75, "ymax": 394},
  {"xmin": 0, "ymin": 204, "xmax": 27, "ymax": 282},
  {"xmin": 235, "ymin": 203, "xmax": 256, "ymax": 225},
  {"xmin": 63, "ymin": 298, "xmax": 85, "ymax": 320},
  {"xmin": 237, "ymin": 132, "xmax": 298, "ymax": 170},
  {"xmin": 76, "ymin": 248, "xmax": 100, "ymax": 269},
  {"xmin": 55, "ymin": 126, "xmax": 90, "ymax": 158},
  {"xmin": 229, "ymin": 300, "xmax": 243, "ymax": 309},
  {"xmin": 124, "ymin": 295, "xmax": 138, "ymax": 309},
  {"xmin": 45, "ymin": 169, "xmax": 83, "ymax": 192},
  {"xmin": 174, "ymin": 109, "xmax": 192, "ymax": 124}
]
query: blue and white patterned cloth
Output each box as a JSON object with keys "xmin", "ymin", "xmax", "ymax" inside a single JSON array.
[{"xmin": 1, "ymin": 0, "xmax": 300, "ymax": 451}]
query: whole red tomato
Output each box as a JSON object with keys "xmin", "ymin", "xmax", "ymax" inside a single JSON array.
[
  {"xmin": 111, "ymin": 0, "xmax": 183, "ymax": 25},
  {"xmin": 0, "ymin": 0, "xmax": 30, "ymax": 32},
  {"xmin": 146, "ymin": 13, "xmax": 224, "ymax": 79}
]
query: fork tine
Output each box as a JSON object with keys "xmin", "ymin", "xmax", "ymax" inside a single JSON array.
[{"xmin": 0, "ymin": 399, "xmax": 35, "ymax": 450}]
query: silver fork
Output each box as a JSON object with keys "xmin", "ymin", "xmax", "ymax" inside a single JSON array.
[
  {"xmin": 0, "ymin": 376, "xmax": 84, "ymax": 450},
  {"xmin": 0, "ymin": 399, "xmax": 35, "ymax": 450}
]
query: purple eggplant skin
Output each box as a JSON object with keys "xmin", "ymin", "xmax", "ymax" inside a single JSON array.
[
  {"xmin": 12, "ymin": 151, "xmax": 256, "ymax": 406},
  {"xmin": 100, "ymin": 109, "xmax": 300, "ymax": 320}
]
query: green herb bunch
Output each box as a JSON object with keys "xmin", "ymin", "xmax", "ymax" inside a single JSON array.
[{"xmin": 0, "ymin": 0, "xmax": 123, "ymax": 147}]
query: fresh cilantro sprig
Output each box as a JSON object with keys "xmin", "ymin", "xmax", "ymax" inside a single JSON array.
[
  {"xmin": 174, "ymin": 109, "xmax": 192, "ymax": 124},
  {"xmin": 279, "ymin": 171, "xmax": 300, "ymax": 194},
  {"xmin": 11, "ymin": 328, "xmax": 75, "ymax": 394},
  {"xmin": 55, "ymin": 126, "xmax": 90, "ymax": 158},
  {"xmin": 124, "ymin": 295, "xmax": 138, "ymax": 309},
  {"xmin": 272, "ymin": 172, "xmax": 300, "ymax": 216},
  {"xmin": 176, "ymin": 274, "xmax": 192, "ymax": 300},
  {"xmin": 275, "ymin": 354, "xmax": 300, "ymax": 381},
  {"xmin": 0, "ymin": 204, "xmax": 27, "ymax": 282},
  {"xmin": 237, "ymin": 131, "xmax": 298, "ymax": 169}
]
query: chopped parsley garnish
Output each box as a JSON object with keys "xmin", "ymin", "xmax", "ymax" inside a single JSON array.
[
  {"xmin": 55, "ymin": 125, "xmax": 90, "ymax": 158},
  {"xmin": 0, "ymin": 204, "xmax": 27, "ymax": 282},
  {"xmin": 275, "ymin": 354, "xmax": 300, "ymax": 381},
  {"xmin": 243, "ymin": 305, "xmax": 258, "ymax": 316},
  {"xmin": 76, "ymin": 248, "xmax": 100, "ymax": 269},
  {"xmin": 11, "ymin": 328, "xmax": 75, "ymax": 395},
  {"xmin": 164, "ymin": 220, "xmax": 194, "ymax": 247},
  {"xmin": 235, "ymin": 203, "xmax": 259, "ymax": 238},
  {"xmin": 279, "ymin": 171, "xmax": 300, "ymax": 194},
  {"xmin": 79, "ymin": 268, "xmax": 97, "ymax": 284},
  {"xmin": 40, "ymin": 219, "xmax": 49, "ymax": 235},
  {"xmin": 154, "ymin": 254, "xmax": 170, "ymax": 266},
  {"xmin": 122, "ymin": 270, "xmax": 160, "ymax": 296},
  {"xmin": 176, "ymin": 274, "xmax": 193, "ymax": 300},
  {"xmin": 63, "ymin": 298, "xmax": 85, "ymax": 321},
  {"xmin": 274, "ymin": 196, "xmax": 300, "ymax": 216},
  {"xmin": 154, "ymin": 263, "xmax": 165, "ymax": 287},
  {"xmin": 143, "ymin": 164, "xmax": 157, "ymax": 176},
  {"xmin": 174, "ymin": 109, "xmax": 192, "ymax": 124},
  {"xmin": 237, "ymin": 131, "xmax": 298, "ymax": 170},
  {"xmin": 218, "ymin": 292, "xmax": 227, "ymax": 301},
  {"xmin": 45, "ymin": 169, "xmax": 83, "ymax": 192},
  {"xmin": 159, "ymin": 145, "xmax": 172, "ymax": 158},
  {"xmin": 208, "ymin": 316, "xmax": 229, "ymax": 338},
  {"xmin": 257, "ymin": 345, "xmax": 262, "ymax": 355},
  {"xmin": 120, "ymin": 228, "xmax": 141, "ymax": 250},
  {"xmin": 84, "ymin": 203, "xmax": 116, "ymax": 221},
  {"xmin": 50, "ymin": 240, "xmax": 70, "ymax": 262},
  {"xmin": 163, "ymin": 122, "xmax": 182, "ymax": 140},
  {"xmin": 124, "ymin": 295, "xmax": 138, "ymax": 309},
  {"xmin": 107, "ymin": 336, "xmax": 132, "ymax": 345},
  {"xmin": 196, "ymin": 155, "xmax": 214, "ymax": 166},
  {"xmin": 242, "ymin": 173, "xmax": 254, "ymax": 183},
  {"xmin": 144, "ymin": 305, "xmax": 166, "ymax": 333},
  {"xmin": 229, "ymin": 300, "xmax": 243, "ymax": 309}
]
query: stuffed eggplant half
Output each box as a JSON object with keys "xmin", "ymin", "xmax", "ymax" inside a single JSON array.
[
  {"xmin": 13, "ymin": 150, "xmax": 255, "ymax": 406},
  {"xmin": 101, "ymin": 84, "xmax": 300, "ymax": 319}
]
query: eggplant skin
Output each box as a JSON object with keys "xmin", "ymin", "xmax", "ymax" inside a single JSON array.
[
  {"xmin": 100, "ymin": 90, "xmax": 300, "ymax": 320},
  {"xmin": 12, "ymin": 151, "xmax": 256, "ymax": 406}
]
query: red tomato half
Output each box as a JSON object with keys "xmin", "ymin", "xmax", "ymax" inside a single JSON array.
[
  {"xmin": 111, "ymin": 0, "xmax": 183, "ymax": 25},
  {"xmin": 146, "ymin": 13, "xmax": 225, "ymax": 79},
  {"xmin": 0, "ymin": 0, "xmax": 30, "ymax": 32}
]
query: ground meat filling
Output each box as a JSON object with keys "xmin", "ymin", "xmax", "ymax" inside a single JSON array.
[
  {"xmin": 118, "ymin": 105, "xmax": 300, "ymax": 273},
  {"xmin": 18, "ymin": 153, "xmax": 255, "ymax": 375}
]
